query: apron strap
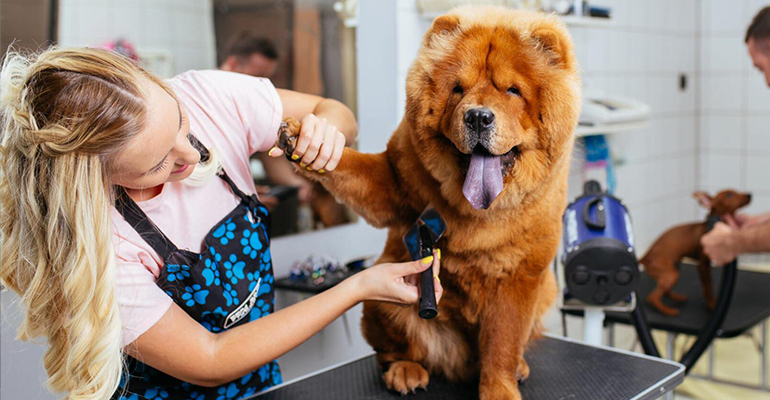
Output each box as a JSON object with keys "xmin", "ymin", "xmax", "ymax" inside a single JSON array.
[
  {"xmin": 216, "ymin": 169, "xmax": 253, "ymax": 205},
  {"xmin": 114, "ymin": 188, "xmax": 179, "ymax": 260},
  {"xmin": 189, "ymin": 132, "xmax": 252, "ymax": 204}
]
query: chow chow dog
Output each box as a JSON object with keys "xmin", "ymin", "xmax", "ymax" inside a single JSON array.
[{"xmin": 276, "ymin": 6, "xmax": 580, "ymax": 399}]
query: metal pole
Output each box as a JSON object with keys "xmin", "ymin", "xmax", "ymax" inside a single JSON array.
[
  {"xmin": 562, "ymin": 312, "xmax": 568, "ymax": 337},
  {"xmin": 763, "ymin": 320, "xmax": 768, "ymax": 390},
  {"xmin": 584, "ymin": 307, "xmax": 605, "ymax": 347},
  {"xmin": 607, "ymin": 323, "xmax": 615, "ymax": 348},
  {"xmin": 664, "ymin": 333, "xmax": 676, "ymax": 400},
  {"xmin": 708, "ymin": 344, "xmax": 715, "ymax": 379},
  {"xmin": 667, "ymin": 332, "xmax": 673, "ymax": 360}
]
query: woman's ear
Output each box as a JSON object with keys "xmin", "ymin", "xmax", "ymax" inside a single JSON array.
[{"xmin": 693, "ymin": 191, "xmax": 713, "ymax": 209}]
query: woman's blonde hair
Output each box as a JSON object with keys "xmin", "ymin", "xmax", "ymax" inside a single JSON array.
[{"xmin": 0, "ymin": 47, "xmax": 215, "ymax": 399}]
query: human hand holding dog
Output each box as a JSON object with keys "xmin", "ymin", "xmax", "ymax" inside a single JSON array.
[
  {"xmin": 350, "ymin": 250, "xmax": 444, "ymax": 305},
  {"xmin": 268, "ymin": 114, "xmax": 346, "ymax": 173},
  {"xmin": 733, "ymin": 212, "xmax": 770, "ymax": 229},
  {"xmin": 701, "ymin": 222, "xmax": 740, "ymax": 266}
]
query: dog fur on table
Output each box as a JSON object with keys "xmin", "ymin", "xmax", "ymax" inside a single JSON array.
[{"xmin": 277, "ymin": 6, "xmax": 581, "ymax": 400}]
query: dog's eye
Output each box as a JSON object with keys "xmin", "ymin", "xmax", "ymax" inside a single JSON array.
[
  {"xmin": 507, "ymin": 86, "xmax": 522, "ymax": 97},
  {"xmin": 452, "ymin": 85, "xmax": 464, "ymax": 95},
  {"xmin": 727, "ymin": 193, "xmax": 733, "ymax": 198}
]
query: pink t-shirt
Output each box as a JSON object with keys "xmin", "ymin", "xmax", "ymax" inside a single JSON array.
[{"xmin": 111, "ymin": 70, "xmax": 282, "ymax": 347}]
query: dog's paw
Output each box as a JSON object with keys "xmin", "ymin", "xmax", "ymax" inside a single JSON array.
[
  {"xmin": 276, "ymin": 117, "xmax": 301, "ymax": 161},
  {"xmin": 515, "ymin": 359, "xmax": 530, "ymax": 383},
  {"xmin": 666, "ymin": 292, "xmax": 688, "ymax": 303},
  {"xmin": 658, "ymin": 305, "xmax": 680, "ymax": 317},
  {"xmin": 383, "ymin": 361, "xmax": 429, "ymax": 395}
]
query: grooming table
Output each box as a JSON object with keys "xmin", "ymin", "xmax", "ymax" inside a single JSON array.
[
  {"xmin": 562, "ymin": 264, "xmax": 770, "ymax": 338},
  {"xmin": 562, "ymin": 263, "xmax": 770, "ymax": 391},
  {"xmin": 252, "ymin": 334, "xmax": 683, "ymax": 400}
]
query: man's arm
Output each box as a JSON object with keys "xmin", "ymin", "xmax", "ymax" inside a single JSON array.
[
  {"xmin": 734, "ymin": 211, "xmax": 770, "ymax": 229},
  {"xmin": 736, "ymin": 220, "xmax": 770, "ymax": 253}
]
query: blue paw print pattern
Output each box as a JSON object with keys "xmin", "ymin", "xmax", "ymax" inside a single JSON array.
[
  {"xmin": 223, "ymin": 282, "xmax": 239, "ymax": 307},
  {"xmin": 240, "ymin": 228, "xmax": 263, "ymax": 259},
  {"xmin": 166, "ymin": 264, "xmax": 191, "ymax": 282},
  {"xmin": 200, "ymin": 306, "xmax": 228, "ymax": 333},
  {"xmin": 216, "ymin": 383, "xmax": 240, "ymax": 400},
  {"xmin": 213, "ymin": 218, "xmax": 237, "ymax": 245},
  {"xmin": 271, "ymin": 362, "xmax": 283, "ymax": 385},
  {"xmin": 143, "ymin": 388, "xmax": 169, "ymax": 400},
  {"xmin": 223, "ymin": 254, "xmax": 246, "ymax": 285},
  {"xmin": 181, "ymin": 284, "xmax": 209, "ymax": 307},
  {"xmin": 202, "ymin": 247, "xmax": 223, "ymax": 287},
  {"xmin": 259, "ymin": 251, "xmax": 272, "ymax": 272},
  {"xmin": 248, "ymin": 273, "xmax": 273, "ymax": 293},
  {"xmin": 249, "ymin": 299, "xmax": 272, "ymax": 321}
]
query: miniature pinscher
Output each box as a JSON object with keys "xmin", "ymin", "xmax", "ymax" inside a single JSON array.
[{"xmin": 640, "ymin": 190, "xmax": 751, "ymax": 317}]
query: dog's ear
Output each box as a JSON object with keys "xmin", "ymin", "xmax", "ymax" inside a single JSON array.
[
  {"xmin": 425, "ymin": 15, "xmax": 460, "ymax": 47},
  {"xmin": 693, "ymin": 191, "xmax": 713, "ymax": 209},
  {"xmin": 531, "ymin": 25, "xmax": 573, "ymax": 69}
]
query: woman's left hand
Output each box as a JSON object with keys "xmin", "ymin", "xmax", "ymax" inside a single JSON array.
[
  {"xmin": 351, "ymin": 250, "xmax": 444, "ymax": 305},
  {"xmin": 268, "ymin": 114, "xmax": 346, "ymax": 173}
]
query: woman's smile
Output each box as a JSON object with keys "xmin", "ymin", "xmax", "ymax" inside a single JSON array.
[{"xmin": 171, "ymin": 164, "xmax": 190, "ymax": 174}]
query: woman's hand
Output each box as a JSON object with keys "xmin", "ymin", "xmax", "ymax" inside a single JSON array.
[
  {"xmin": 351, "ymin": 250, "xmax": 444, "ymax": 305},
  {"xmin": 268, "ymin": 114, "xmax": 346, "ymax": 173}
]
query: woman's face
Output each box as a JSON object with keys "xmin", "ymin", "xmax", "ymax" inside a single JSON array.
[{"xmin": 110, "ymin": 76, "xmax": 201, "ymax": 191}]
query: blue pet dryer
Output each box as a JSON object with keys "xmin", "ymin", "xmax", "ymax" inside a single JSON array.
[
  {"xmin": 561, "ymin": 181, "xmax": 738, "ymax": 374},
  {"xmin": 562, "ymin": 180, "xmax": 638, "ymax": 307}
]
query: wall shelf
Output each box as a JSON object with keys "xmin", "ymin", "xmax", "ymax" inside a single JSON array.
[
  {"xmin": 575, "ymin": 121, "xmax": 648, "ymax": 137},
  {"xmin": 419, "ymin": 11, "xmax": 613, "ymax": 28},
  {"xmin": 560, "ymin": 15, "xmax": 614, "ymax": 28}
]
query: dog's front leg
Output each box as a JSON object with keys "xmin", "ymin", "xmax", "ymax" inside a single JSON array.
[
  {"xmin": 478, "ymin": 274, "xmax": 541, "ymax": 400},
  {"xmin": 275, "ymin": 118, "xmax": 414, "ymax": 228}
]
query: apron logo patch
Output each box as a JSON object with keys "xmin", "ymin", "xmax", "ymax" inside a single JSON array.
[{"xmin": 224, "ymin": 277, "xmax": 261, "ymax": 329}]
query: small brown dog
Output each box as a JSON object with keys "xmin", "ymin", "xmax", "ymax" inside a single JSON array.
[{"xmin": 640, "ymin": 190, "xmax": 751, "ymax": 316}]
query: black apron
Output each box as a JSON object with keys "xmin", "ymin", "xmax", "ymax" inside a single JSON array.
[{"xmin": 113, "ymin": 140, "xmax": 281, "ymax": 400}]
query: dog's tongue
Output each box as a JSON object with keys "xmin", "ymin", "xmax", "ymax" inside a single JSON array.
[{"xmin": 462, "ymin": 151, "xmax": 503, "ymax": 210}]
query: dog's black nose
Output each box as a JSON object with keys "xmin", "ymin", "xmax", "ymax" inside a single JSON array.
[{"xmin": 464, "ymin": 108, "xmax": 495, "ymax": 133}]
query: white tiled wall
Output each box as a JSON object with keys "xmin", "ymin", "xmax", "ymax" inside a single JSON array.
[
  {"xmin": 574, "ymin": 0, "xmax": 700, "ymax": 253},
  {"xmin": 57, "ymin": 0, "xmax": 217, "ymax": 77},
  {"xmin": 393, "ymin": 0, "xmax": 700, "ymax": 254},
  {"xmin": 699, "ymin": 0, "xmax": 770, "ymax": 217}
]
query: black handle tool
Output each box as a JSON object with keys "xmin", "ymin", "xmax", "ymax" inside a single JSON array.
[{"xmin": 403, "ymin": 207, "xmax": 447, "ymax": 319}]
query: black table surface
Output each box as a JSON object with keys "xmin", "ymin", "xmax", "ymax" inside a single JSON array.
[
  {"xmin": 252, "ymin": 335, "xmax": 683, "ymax": 400},
  {"xmin": 563, "ymin": 263, "xmax": 770, "ymax": 338}
]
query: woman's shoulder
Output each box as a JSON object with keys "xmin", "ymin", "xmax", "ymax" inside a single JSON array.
[
  {"xmin": 167, "ymin": 69, "xmax": 283, "ymax": 161},
  {"xmin": 168, "ymin": 69, "xmax": 275, "ymax": 95}
]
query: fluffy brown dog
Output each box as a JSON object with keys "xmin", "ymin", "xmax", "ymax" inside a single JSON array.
[
  {"xmin": 276, "ymin": 6, "xmax": 580, "ymax": 399},
  {"xmin": 641, "ymin": 190, "xmax": 751, "ymax": 317}
]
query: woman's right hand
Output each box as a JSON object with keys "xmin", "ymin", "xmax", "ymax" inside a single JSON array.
[{"xmin": 351, "ymin": 250, "xmax": 443, "ymax": 305}]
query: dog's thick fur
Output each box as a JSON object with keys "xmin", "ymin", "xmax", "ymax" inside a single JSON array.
[{"xmin": 277, "ymin": 7, "xmax": 580, "ymax": 399}]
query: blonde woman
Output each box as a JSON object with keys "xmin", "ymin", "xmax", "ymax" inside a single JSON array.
[{"xmin": 0, "ymin": 47, "xmax": 443, "ymax": 400}]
